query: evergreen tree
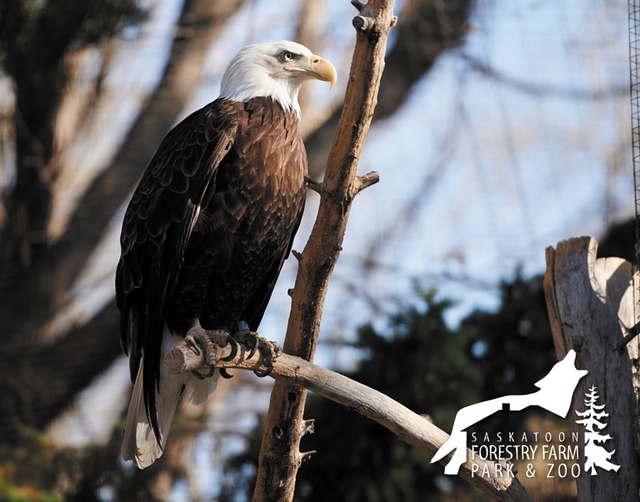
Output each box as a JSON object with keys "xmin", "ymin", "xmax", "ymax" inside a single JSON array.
[
  {"xmin": 460, "ymin": 273, "xmax": 557, "ymax": 434},
  {"xmin": 576, "ymin": 385, "xmax": 620, "ymax": 475}
]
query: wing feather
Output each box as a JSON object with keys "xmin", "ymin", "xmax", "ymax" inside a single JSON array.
[{"xmin": 116, "ymin": 99, "xmax": 239, "ymax": 444}]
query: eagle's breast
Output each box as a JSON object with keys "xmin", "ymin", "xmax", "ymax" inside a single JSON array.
[{"xmin": 166, "ymin": 97, "xmax": 307, "ymax": 334}]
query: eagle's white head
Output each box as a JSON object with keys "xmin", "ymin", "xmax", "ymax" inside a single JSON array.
[{"xmin": 219, "ymin": 41, "xmax": 337, "ymax": 116}]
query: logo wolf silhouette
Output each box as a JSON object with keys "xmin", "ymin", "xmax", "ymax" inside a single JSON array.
[{"xmin": 431, "ymin": 350, "xmax": 587, "ymax": 475}]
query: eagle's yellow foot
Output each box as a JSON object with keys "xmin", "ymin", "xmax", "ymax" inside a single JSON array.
[
  {"xmin": 233, "ymin": 324, "xmax": 282, "ymax": 377},
  {"xmin": 185, "ymin": 327, "xmax": 238, "ymax": 379},
  {"xmin": 254, "ymin": 339, "xmax": 283, "ymax": 377}
]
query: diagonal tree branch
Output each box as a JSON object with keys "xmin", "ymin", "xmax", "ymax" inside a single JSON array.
[{"xmin": 165, "ymin": 341, "xmax": 535, "ymax": 502}]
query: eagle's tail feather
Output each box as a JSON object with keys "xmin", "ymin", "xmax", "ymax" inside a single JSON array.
[
  {"xmin": 122, "ymin": 329, "xmax": 220, "ymax": 469},
  {"xmin": 122, "ymin": 359, "xmax": 184, "ymax": 468}
]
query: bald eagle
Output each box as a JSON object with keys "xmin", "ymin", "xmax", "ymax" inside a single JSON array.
[{"xmin": 116, "ymin": 41, "xmax": 337, "ymax": 468}]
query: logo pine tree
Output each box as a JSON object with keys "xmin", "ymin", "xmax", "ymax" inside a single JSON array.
[{"xmin": 575, "ymin": 385, "xmax": 620, "ymax": 475}]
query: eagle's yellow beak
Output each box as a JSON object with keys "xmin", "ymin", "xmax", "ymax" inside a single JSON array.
[{"xmin": 308, "ymin": 55, "xmax": 337, "ymax": 89}]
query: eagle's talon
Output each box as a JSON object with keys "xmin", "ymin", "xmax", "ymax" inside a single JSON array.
[
  {"xmin": 220, "ymin": 368, "xmax": 234, "ymax": 379},
  {"xmin": 253, "ymin": 363, "xmax": 272, "ymax": 378},
  {"xmin": 232, "ymin": 326, "xmax": 259, "ymax": 359},
  {"xmin": 220, "ymin": 335, "xmax": 238, "ymax": 362},
  {"xmin": 247, "ymin": 335, "xmax": 260, "ymax": 360},
  {"xmin": 199, "ymin": 366, "xmax": 216, "ymax": 378},
  {"xmin": 272, "ymin": 342, "xmax": 283, "ymax": 358},
  {"xmin": 230, "ymin": 328, "xmax": 280, "ymax": 377},
  {"xmin": 253, "ymin": 340, "xmax": 281, "ymax": 377},
  {"xmin": 185, "ymin": 328, "xmax": 217, "ymax": 370}
]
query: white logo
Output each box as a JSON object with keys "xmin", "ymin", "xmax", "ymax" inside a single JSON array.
[{"xmin": 431, "ymin": 350, "xmax": 587, "ymax": 475}]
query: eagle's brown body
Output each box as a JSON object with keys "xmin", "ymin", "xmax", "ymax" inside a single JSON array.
[
  {"xmin": 116, "ymin": 97, "xmax": 306, "ymax": 456},
  {"xmin": 167, "ymin": 99, "xmax": 305, "ymax": 335},
  {"xmin": 115, "ymin": 40, "xmax": 336, "ymax": 469}
]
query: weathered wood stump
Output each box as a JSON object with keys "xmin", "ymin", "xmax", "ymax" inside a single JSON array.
[{"xmin": 544, "ymin": 236, "xmax": 639, "ymax": 501}]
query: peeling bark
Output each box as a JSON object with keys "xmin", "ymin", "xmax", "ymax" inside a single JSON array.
[
  {"xmin": 544, "ymin": 237, "xmax": 640, "ymax": 500},
  {"xmin": 252, "ymin": 2, "xmax": 393, "ymax": 500}
]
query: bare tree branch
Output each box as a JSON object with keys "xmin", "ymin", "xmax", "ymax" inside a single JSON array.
[
  {"xmin": 244, "ymin": 2, "xmax": 394, "ymax": 500},
  {"xmin": 166, "ymin": 341, "xmax": 535, "ymax": 502},
  {"xmin": 461, "ymin": 53, "xmax": 628, "ymax": 100},
  {"xmin": 305, "ymin": 0, "xmax": 472, "ymax": 179},
  {"xmin": 0, "ymin": 0, "xmax": 245, "ymax": 440},
  {"xmin": 0, "ymin": 300, "xmax": 121, "ymax": 442}
]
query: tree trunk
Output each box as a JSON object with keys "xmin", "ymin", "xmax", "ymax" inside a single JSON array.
[
  {"xmin": 544, "ymin": 236, "xmax": 639, "ymax": 500},
  {"xmin": 251, "ymin": 2, "xmax": 395, "ymax": 500},
  {"xmin": 0, "ymin": 0, "xmax": 244, "ymax": 440}
]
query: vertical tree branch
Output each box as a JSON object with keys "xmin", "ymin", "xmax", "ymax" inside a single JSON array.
[
  {"xmin": 304, "ymin": 0, "xmax": 472, "ymax": 179},
  {"xmin": 252, "ymin": 2, "xmax": 394, "ymax": 500}
]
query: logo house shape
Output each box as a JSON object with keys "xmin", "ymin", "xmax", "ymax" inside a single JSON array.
[{"xmin": 431, "ymin": 350, "xmax": 587, "ymax": 475}]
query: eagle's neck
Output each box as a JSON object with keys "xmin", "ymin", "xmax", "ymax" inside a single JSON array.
[{"xmin": 219, "ymin": 60, "xmax": 303, "ymax": 117}]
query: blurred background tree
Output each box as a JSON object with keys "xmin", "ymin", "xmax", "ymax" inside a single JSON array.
[{"xmin": 0, "ymin": 0, "xmax": 633, "ymax": 499}]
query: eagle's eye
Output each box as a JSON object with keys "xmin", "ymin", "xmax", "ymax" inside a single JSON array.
[{"xmin": 280, "ymin": 51, "xmax": 296, "ymax": 62}]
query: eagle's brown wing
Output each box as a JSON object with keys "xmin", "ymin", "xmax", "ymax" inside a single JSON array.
[{"xmin": 116, "ymin": 99, "xmax": 239, "ymax": 441}]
